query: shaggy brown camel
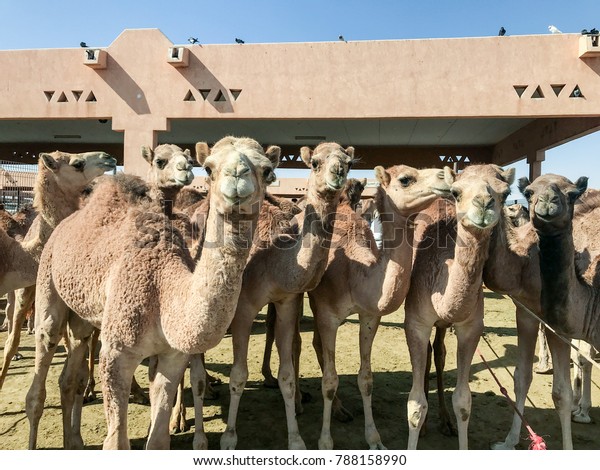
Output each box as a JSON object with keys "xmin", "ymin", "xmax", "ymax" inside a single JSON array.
[
  {"xmin": 307, "ymin": 165, "xmax": 453, "ymax": 450},
  {"xmin": 0, "ymin": 151, "xmax": 117, "ymax": 391},
  {"xmin": 221, "ymin": 142, "xmax": 354, "ymax": 450},
  {"xmin": 259, "ymin": 177, "xmax": 367, "ymax": 390},
  {"xmin": 82, "ymin": 143, "xmax": 195, "ymax": 406},
  {"xmin": 404, "ymin": 164, "xmax": 515, "ymax": 450},
  {"xmin": 25, "ymin": 136, "xmax": 279, "ymax": 450}
]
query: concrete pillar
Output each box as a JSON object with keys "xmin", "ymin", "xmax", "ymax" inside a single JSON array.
[
  {"xmin": 527, "ymin": 150, "xmax": 545, "ymax": 181},
  {"xmin": 123, "ymin": 128, "xmax": 158, "ymax": 178}
]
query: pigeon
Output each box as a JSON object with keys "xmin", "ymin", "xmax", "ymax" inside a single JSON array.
[
  {"xmin": 188, "ymin": 37, "xmax": 199, "ymax": 44},
  {"xmin": 80, "ymin": 42, "xmax": 87, "ymax": 48},
  {"xmin": 339, "ymin": 35, "xmax": 346, "ymax": 42},
  {"xmin": 85, "ymin": 49, "xmax": 95, "ymax": 60},
  {"xmin": 498, "ymin": 27, "xmax": 506, "ymax": 36},
  {"xmin": 548, "ymin": 25, "xmax": 562, "ymax": 34},
  {"xmin": 235, "ymin": 38, "xmax": 245, "ymax": 44}
]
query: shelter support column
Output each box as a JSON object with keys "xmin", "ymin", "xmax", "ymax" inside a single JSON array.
[
  {"xmin": 123, "ymin": 129, "xmax": 158, "ymax": 178},
  {"xmin": 527, "ymin": 150, "xmax": 545, "ymax": 181}
]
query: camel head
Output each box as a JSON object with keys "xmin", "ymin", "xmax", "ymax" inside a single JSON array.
[
  {"xmin": 374, "ymin": 165, "xmax": 453, "ymax": 216},
  {"xmin": 141, "ymin": 144, "xmax": 194, "ymax": 188},
  {"xmin": 518, "ymin": 174, "xmax": 588, "ymax": 234},
  {"xmin": 504, "ymin": 203, "xmax": 529, "ymax": 228},
  {"xmin": 340, "ymin": 177, "xmax": 367, "ymax": 210},
  {"xmin": 195, "ymin": 136, "xmax": 280, "ymax": 215},
  {"xmin": 300, "ymin": 143, "xmax": 355, "ymax": 198},
  {"xmin": 39, "ymin": 150, "xmax": 117, "ymax": 190},
  {"xmin": 445, "ymin": 164, "xmax": 515, "ymax": 231}
]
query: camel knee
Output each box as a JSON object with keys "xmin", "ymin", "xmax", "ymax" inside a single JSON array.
[
  {"xmin": 407, "ymin": 400, "xmax": 427, "ymax": 429},
  {"xmin": 357, "ymin": 370, "xmax": 373, "ymax": 397}
]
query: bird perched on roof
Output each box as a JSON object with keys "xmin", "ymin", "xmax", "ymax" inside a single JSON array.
[
  {"xmin": 235, "ymin": 38, "xmax": 245, "ymax": 44},
  {"xmin": 498, "ymin": 27, "xmax": 506, "ymax": 36},
  {"xmin": 548, "ymin": 25, "xmax": 562, "ymax": 34},
  {"xmin": 85, "ymin": 49, "xmax": 95, "ymax": 60},
  {"xmin": 339, "ymin": 35, "xmax": 346, "ymax": 42},
  {"xmin": 188, "ymin": 37, "xmax": 199, "ymax": 44},
  {"xmin": 80, "ymin": 42, "xmax": 87, "ymax": 48}
]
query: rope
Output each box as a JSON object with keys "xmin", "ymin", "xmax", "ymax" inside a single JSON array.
[
  {"xmin": 509, "ymin": 296, "xmax": 600, "ymax": 373},
  {"xmin": 476, "ymin": 346, "xmax": 547, "ymax": 450}
]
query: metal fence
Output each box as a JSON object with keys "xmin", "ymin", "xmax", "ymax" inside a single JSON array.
[{"xmin": 0, "ymin": 161, "xmax": 37, "ymax": 213}]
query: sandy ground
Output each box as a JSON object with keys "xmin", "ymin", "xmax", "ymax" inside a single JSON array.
[{"xmin": 0, "ymin": 290, "xmax": 599, "ymax": 451}]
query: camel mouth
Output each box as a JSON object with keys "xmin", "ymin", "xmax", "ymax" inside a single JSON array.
[{"xmin": 325, "ymin": 181, "xmax": 344, "ymax": 191}]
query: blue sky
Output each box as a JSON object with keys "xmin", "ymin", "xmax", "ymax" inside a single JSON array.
[{"xmin": 1, "ymin": 0, "xmax": 599, "ymax": 192}]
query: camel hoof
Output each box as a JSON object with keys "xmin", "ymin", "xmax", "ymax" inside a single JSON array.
[
  {"xmin": 207, "ymin": 375, "xmax": 222, "ymax": 386},
  {"xmin": 262, "ymin": 376, "xmax": 279, "ymax": 389},
  {"xmin": 572, "ymin": 409, "xmax": 592, "ymax": 424},
  {"xmin": 13, "ymin": 353, "xmax": 24, "ymax": 361},
  {"xmin": 220, "ymin": 429, "xmax": 238, "ymax": 450},
  {"xmin": 83, "ymin": 392, "xmax": 97, "ymax": 404},
  {"xmin": 318, "ymin": 436, "xmax": 334, "ymax": 450},
  {"xmin": 130, "ymin": 391, "xmax": 150, "ymax": 406},
  {"xmin": 534, "ymin": 364, "xmax": 553, "ymax": 375},
  {"xmin": 369, "ymin": 442, "xmax": 387, "ymax": 450}
]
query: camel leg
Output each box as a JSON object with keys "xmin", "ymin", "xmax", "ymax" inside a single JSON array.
[
  {"xmin": 433, "ymin": 327, "xmax": 456, "ymax": 436},
  {"xmin": 83, "ymin": 328, "xmax": 100, "ymax": 403},
  {"xmin": 491, "ymin": 306, "xmax": 538, "ymax": 450},
  {"xmin": 534, "ymin": 324, "xmax": 553, "ymax": 374},
  {"xmin": 452, "ymin": 316, "xmax": 483, "ymax": 450},
  {"xmin": 274, "ymin": 298, "xmax": 306, "ymax": 450},
  {"xmin": 25, "ymin": 274, "xmax": 69, "ymax": 450},
  {"xmin": 357, "ymin": 313, "xmax": 386, "ymax": 450},
  {"xmin": 313, "ymin": 304, "xmax": 342, "ymax": 450},
  {"xmin": 99, "ymin": 341, "xmax": 141, "ymax": 450},
  {"xmin": 203, "ymin": 353, "xmax": 221, "ymax": 400},
  {"xmin": 170, "ymin": 376, "xmax": 188, "ymax": 434},
  {"xmin": 146, "ymin": 351, "xmax": 189, "ymax": 449},
  {"xmin": 189, "ymin": 353, "xmax": 208, "ymax": 450},
  {"xmin": 312, "ymin": 302, "xmax": 352, "ymax": 423},
  {"xmin": 406, "ymin": 318, "xmax": 434, "ymax": 450},
  {"xmin": 261, "ymin": 302, "xmax": 279, "ymax": 388},
  {"xmin": 27, "ymin": 302, "xmax": 35, "ymax": 334},
  {"xmin": 130, "ymin": 373, "xmax": 150, "ymax": 405},
  {"xmin": 60, "ymin": 312, "xmax": 95, "ymax": 450},
  {"xmin": 1, "ymin": 291, "xmax": 15, "ymax": 333},
  {"xmin": 0, "ymin": 285, "xmax": 35, "ymax": 388},
  {"xmin": 220, "ymin": 303, "xmax": 255, "ymax": 450},
  {"xmin": 546, "ymin": 330, "xmax": 573, "ymax": 449},
  {"xmin": 572, "ymin": 340, "xmax": 593, "ymax": 424}
]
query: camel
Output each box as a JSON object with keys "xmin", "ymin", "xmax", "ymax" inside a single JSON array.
[
  {"xmin": 0, "ymin": 151, "xmax": 117, "ymax": 390},
  {"xmin": 482, "ymin": 183, "xmax": 600, "ymax": 450},
  {"xmin": 221, "ymin": 142, "xmax": 354, "ymax": 450},
  {"xmin": 25, "ymin": 136, "xmax": 280, "ymax": 450},
  {"xmin": 404, "ymin": 164, "xmax": 515, "ymax": 450},
  {"xmin": 259, "ymin": 177, "xmax": 367, "ymax": 390},
  {"xmin": 306, "ymin": 164, "xmax": 453, "ymax": 450},
  {"xmin": 82, "ymin": 143, "xmax": 196, "ymax": 405}
]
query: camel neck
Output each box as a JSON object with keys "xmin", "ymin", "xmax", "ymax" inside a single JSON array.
[
  {"xmin": 433, "ymin": 222, "xmax": 491, "ymax": 323},
  {"xmin": 167, "ymin": 204, "xmax": 257, "ymax": 354},
  {"xmin": 34, "ymin": 171, "xmax": 81, "ymax": 229},
  {"xmin": 266, "ymin": 187, "xmax": 339, "ymax": 293},
  {"xmin": 538, "ymin": 228, "xmax": 580, "ymax": 336}
]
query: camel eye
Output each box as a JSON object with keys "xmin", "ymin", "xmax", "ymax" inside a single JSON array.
[
  {"xmin": 398, "ymin": 176, "xmax": 412, "ymax": 187},
  {"xmin": 523, "ymin": 189, "xmax": 532, "ymax": 201},
  {"xmin": 71, "ymin": 160, "xmax": 84, "ymax": 170},
  {"xmin": 311, "ymin": 159, "xmax": 319, "ymax": 169},
  {"xmin": 155, "ymin": 159, "xmax": 167, "ymax": 169},
  {"xmin": 204, "ymin": 166, "xmax": 212, "ymax": 178},
  {"xmin": 263, "ymin": 168, "xmax": 272, "ymax": 179},
  {"xmin": 451, "ymin": 188, "xmax": 461, "ymax": 201},
  {"xmin": 501, "ymin": 189, "xmax": 511, "ymax": 202}
]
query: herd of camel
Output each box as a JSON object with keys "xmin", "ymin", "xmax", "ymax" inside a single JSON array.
[{"xmin": 0, "ymin": 136, "xmax": 598, "ymax": 450}]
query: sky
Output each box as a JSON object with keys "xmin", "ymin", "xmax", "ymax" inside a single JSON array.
[{"xmin": 0, "ymin": 0, "xmax": 599, "ymax": 195}]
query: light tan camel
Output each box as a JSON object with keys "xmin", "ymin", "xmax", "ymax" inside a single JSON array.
[
  {"xmin": 25, "ymin": 136, "xmax": 279, "ymax": 450},
  {"xmin": 0, "ymin": 151, "xmax": 117, "ymax": 390},
  {"xmin": 404, "ymin": 164, "xmax": 515, "ymax": 450},
  {"xmin": 260, "ymin": 177, "xmax": 367, "ymax": 390},
  {"xmin": 307, "ymin": 165, "xmax": 453, "ymax": 450},
  {"xmin": 221, "ymin": 142, "xmax": 354, "ymax": 450},
  {"xmin": 82, "ymin": 143, "xmax": 195, "ymax": 405}
]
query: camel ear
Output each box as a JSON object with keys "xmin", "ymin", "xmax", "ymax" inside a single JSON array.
[
  {"xmin": 360, "ymin": 178, "xmax": 367, "ymax": 188},
  {"xmin": 374, "ymin": 166, "xmax": 390, "ymax": 187},
  {"xmin": 300, "ymin": 146, "xmax": 313, "ymax": 168},
  {"xmin": 40, "ymin": 153, "xmax": 59, "ymax": 172},
  {"xmin": 443, "ymin": 166, "xmax": 456, "ymax": 186},
  {"xmin": 517, "ymin": 177, "xmax": 531, "ymax": 197},
  {"xmin": 345, "ymin": 146, "xmax": 355, "ymax": 159},
  {"xmin": 183, "ymin": 148, "xmax": 191, "ymax": 157},
  {"xmin": 501, "ymin": 167, "xmax": 516, "ymax": 186},
  {"xmin": 264, "ymin": 145, "xmax": 281, "ymax": 169},
  {"xmin": 568, "ymin": 176, "xmax": 588, "ymax": 203},
  {"xmin": 141, "ymin": 146, "xmax": 153, "ymax": 164},
  {"xmin": 195, "ymin": 142, "xmax": 210, "ymax": 166}
]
